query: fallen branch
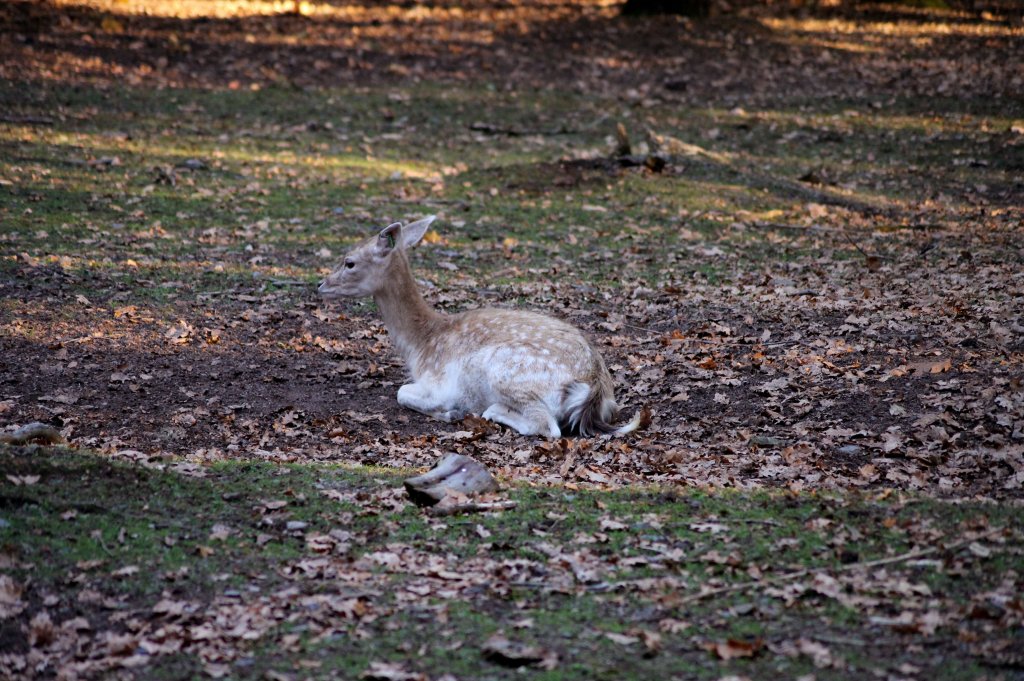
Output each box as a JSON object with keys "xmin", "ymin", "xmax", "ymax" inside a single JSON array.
[
  {"xmin": 634, "ymin": 126, "xmax": 901, "ymax": 218},
  {"xmin": 747, "ymin": 169, "xmax": 901, "ymax": 219},
  {"xmin": 673, "ymin": 526, "xmax": 1006, "ymax": 607},
  {"xmin": 426, "ymin": 500, "xmax": 518, "ymax": 517}
]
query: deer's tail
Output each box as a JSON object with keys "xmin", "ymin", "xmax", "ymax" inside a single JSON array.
[{"xmin": 563, "ymin": 382, "xmax": 649, "ymax": 437}]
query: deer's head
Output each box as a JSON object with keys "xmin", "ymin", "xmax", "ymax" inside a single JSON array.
[{"xmin": 318, "ymin": 215, "xmax": 436, "ymax": 299}]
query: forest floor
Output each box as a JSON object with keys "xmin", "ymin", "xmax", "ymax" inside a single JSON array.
[{"xmin": 1, "ymin": 0, "xmax": 1023, "ymax": 679}]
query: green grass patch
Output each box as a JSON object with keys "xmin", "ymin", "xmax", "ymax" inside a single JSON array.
[
  {"xmin": 11, "ymin": 78, "xmax": 1018, "ymax": 309},
  {"xmin": 2, "ymin": 446, "xmax": 1018, "ymax": 679}
]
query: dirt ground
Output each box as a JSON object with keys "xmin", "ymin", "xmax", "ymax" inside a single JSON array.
[
  {"xmin": 1, "ymin": 0, "xmax": 1023, "ymax": 494},
  {"xmin": 4, "ymin": 231, "xmax": 1023, "ymax": 499}
]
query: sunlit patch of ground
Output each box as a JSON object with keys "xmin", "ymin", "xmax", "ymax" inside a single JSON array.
[{"xmin": 3, "ymin": 0, "xmax": 1021, "ymax": 100}]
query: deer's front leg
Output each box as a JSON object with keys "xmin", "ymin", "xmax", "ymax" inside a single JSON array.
[{"xmin": 397, "ymin": 382, "xmax": 462, "ymax": 422}]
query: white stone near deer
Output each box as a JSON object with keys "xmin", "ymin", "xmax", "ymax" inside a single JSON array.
[{"xmin": 318, "ymin": 216, "xmax": 642, "ymax": 438}]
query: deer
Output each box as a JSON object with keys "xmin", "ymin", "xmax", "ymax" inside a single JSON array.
[{"xmin": 318, "ymin": 216, "xmax": 643, "ymax": 438}]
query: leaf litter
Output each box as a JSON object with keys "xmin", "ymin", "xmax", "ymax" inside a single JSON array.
[{"xmin": 1, "ymin": 0, "xmax": 1023, "ymax": 678}]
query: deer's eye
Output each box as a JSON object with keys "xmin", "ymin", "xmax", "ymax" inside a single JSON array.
[{"xmin": 344, "ymin": 260, "xmax": 355, "ymax": 269}]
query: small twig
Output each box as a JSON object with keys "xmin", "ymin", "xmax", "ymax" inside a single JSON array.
[
  {"xmin": 0, "ymin": 115, "xmax": 54, "ymax": 125},
  {"xmin": 420, "ymin": 198, "xmax": 472, "ymax": 208},
  {"xmin": 618, "ymin": 322, "xmax": 660, "ymax": 335},
  {"xmin": 752, "ymin": 221, "xmax": 843, "ymax": 233},
  {"xmin": 63, "ymin": 335, "xmax": 113, "ymax": 344},
  {"xmin": 807, "ymin": 633, "xmax": 867, "ymax": 647},
  {"xmin": 426, "ymin": 500, "xmax": 518, "ymax": 517},
  {"xmin": 841, "ymin": 229, "xmax": 876, "ymax": 260},
  {"xmin": 469, "ymin": 122, "xmax": 575, "ymax": 137},
  {"xmin": 917, "ymin": 237, "xmax": 941, "ymax": 258},
  {"xmin": 93, "ymin": 532, "xmax": 114, "ymax": 556},
  {"xmin": 673, "ymin": 526, "xmax": 1005, "ymax": 607}
]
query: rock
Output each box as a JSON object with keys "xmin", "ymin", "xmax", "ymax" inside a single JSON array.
[
  {"xmin": 404, "ymin": 454, "xmax": 497, "ymax": 506},
  {"xmin": 0, "ymin": 422, "xmax": 64, "ymax": 446}
]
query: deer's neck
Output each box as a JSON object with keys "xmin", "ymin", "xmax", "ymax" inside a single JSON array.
[{"xmin": 373, "ymin": 253, "xmax": 445, "ymax": 369}]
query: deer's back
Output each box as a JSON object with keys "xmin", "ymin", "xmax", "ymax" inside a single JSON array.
[{"xmin": 413, "ymin": 307, "xmax": 601, "ymax": 383}]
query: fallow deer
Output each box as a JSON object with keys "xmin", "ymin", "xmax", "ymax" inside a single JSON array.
[{"xmin": 318, "ymin": 216, "xmax": 641, "ymax": 437}]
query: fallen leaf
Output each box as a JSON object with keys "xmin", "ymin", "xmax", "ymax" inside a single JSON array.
[
  {"xmin": 704, "ymin": 638, "xmax": 763, "ymax": 660},
  {"xmin": 5, "ymin": 475, "xmax": 40, "ymax": 486},
  {"xmin": 101, "ymin": 15, "xmax": 124, "ymax": 33},
  {"xmin": 797, "ymin": 638, "xmax": 835, "ymax": 668},
  {"xmin": 599, "ymin": 517, "xmax": 629, "ymax": 531},
  {"xmin": 605, "ymin": 631, "xmax": 639, "ymax": 645},
  {"xmin": 111, "ymin": 565, "xmax": 140, "ymax": 578},
  {"xmin": 38, "ymin": 390, "xmax": 79, "ymax": 405},
  {"xmin": 151, "ymin": 600, "xmax": 191, "ymax": 619},
  {"xmin": 658, "ymin": 618, "xmax": 690, "ymax": 634},
  {"xmin": 360, "ymin": 661, "xmax": 427, "ymax": 681},
  {"xmin": 968, "ymin": 542, "xmax": 992, "ymax": 558},
  {"xmin": 0, "ymin": 575, "xmax": 25, "ymax": 619},
  {"xmin": 209, "ymin": 523, "xmax": 232, "ymax": 541},
  {"xmin": 638, "ymin": 629, "xmax": 663, "ymax": 655},
  {"xmin": 29, "ymin": 611, "xmax": 55, "ymax": 648}
]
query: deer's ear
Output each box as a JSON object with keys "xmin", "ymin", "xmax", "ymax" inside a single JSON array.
[
  {"xmin": 400, "ymin": 215, "xmax": 436, "ymax": 248},
  {"xmin": 377, "ymin": 222, "xmax": 402, "ymax": 254}
]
